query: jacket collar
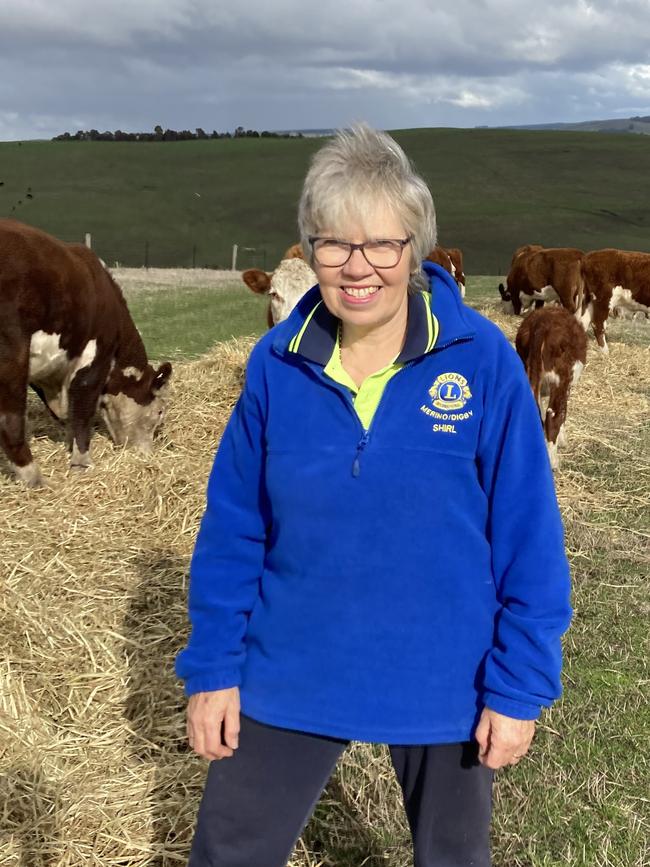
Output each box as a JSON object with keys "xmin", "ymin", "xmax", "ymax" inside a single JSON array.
[{"xmin": 273, "ymin": 261, "xmax": 474, "ymax": 365}]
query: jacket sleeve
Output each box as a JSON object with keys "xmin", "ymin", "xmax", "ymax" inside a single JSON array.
[
  {"xmin": 476, "ymin": 334, "xmax": 573, "ymax": 720},
  {"xmin": 175, "ymin": 352, "xmax": 270, "ymax": 696}
]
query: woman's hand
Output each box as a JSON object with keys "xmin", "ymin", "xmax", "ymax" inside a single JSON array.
[
  {"xmin": 475, "ymin": 707, "xmax": 535, "ymax": 770},
  {"xmin": 187, "ymin": 687, "xmax": 241, "ymax": 761}
]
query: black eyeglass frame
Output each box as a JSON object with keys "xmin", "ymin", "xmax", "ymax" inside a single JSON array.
[{"xmin": 308, "ymin": 236, "xmax": 412, "ymax": 269}]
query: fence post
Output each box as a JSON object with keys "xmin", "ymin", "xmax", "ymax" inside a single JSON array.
[
  {"xmin": 84, "ymin": 232, "xmax": 92, "ymax": 249},
  {"xmin": 231, "ymin": 243, "xmax": 238, "ymax": 270}
]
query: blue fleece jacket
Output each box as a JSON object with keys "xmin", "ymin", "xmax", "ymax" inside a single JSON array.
[{"xmin": 175, "ymin": 262, "xmax": 572, "ymax": 744}]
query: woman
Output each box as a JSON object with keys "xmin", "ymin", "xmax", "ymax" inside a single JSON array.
[{"xmin": 176, "ymin": 124, "xmax": 572, "ymax": 867}]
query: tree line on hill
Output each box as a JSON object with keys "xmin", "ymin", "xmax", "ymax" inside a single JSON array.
[{"xmin": 52, "ymin": 125, "xmax": 304, "ymax": 142}]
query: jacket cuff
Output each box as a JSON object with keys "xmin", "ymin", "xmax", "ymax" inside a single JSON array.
[
  {"xmin": 482, "ymin": 692, "xmax": 543, "ymax": 721},
  {"xmin": 182, "ymin": 667, "xmax": 242, "ymax": 697}
]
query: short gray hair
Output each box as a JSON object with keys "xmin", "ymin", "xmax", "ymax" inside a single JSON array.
[{"xmin": 298, "ymin": 123, "xmax": 437, "ymax": 293}]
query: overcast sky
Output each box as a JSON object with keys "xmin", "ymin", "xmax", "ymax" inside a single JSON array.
[{"xmin": 1, "ymin": 0, "xmax": 650, "ymax": 140}]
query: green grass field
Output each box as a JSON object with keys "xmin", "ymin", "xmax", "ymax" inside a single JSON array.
[
  {"xmin": 125, "ymin": 275, "xmax": 503, "ymax": 362},
  {"xmin": 127, "ymin": 283, "xmax": 269, "ymax": 360},
  {"xmin": 2, "ymin": 129, "xmax": 650, "ymax": 272}
]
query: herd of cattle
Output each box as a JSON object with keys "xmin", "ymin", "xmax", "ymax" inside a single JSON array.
[
  {"xmin": 498, "ymin": 243, "xmax": 650, "ymax": 353},
  {"xmin": 498, "ymin": 242, "xmax": 649, "ymax": 465},
  {"xmin": 0, "ymin": 218, "xmax": 647, "ymax": 485}
]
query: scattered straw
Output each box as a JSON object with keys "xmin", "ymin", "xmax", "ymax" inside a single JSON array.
[{"xmin": 1, "ymin": 301, "xmax": 648, "ymax": 866}]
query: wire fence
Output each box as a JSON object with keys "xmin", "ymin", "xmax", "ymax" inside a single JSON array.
[
  {"xmin": 61, "ymin": 238, "xmax": 272, "ymax": 272},
  {"xmin": 61, "ymin": 236, "xmax": 508, "ymax": 275}
]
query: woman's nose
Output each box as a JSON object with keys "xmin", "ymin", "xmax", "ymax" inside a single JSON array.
[{"xmin": 343, "ymin": 247, "xmax": 373, "ymax": 277}]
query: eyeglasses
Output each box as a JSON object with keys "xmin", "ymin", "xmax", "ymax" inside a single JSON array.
[{"xmin": 309, "ymin": 236, "xmax": 412, "ymax": 269}]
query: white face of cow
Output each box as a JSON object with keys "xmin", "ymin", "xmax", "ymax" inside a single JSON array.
[
  {"xmin": 100, "ymin": 363, "xmax": 171, "ymax": 452},
  {"xmin": 268, "ymin": 258, "xmax": 317, "ymax": 324},
  {"xmin": 100, "ymin": 391, "xmax": 166, "ymax": 452}
]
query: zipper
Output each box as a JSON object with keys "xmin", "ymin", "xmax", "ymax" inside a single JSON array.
[
  {"xmin": 347, "ymin": 361, "xmax": 413, "ymax": 478},
  {"xmin": 347, "ymin": 336, "xmax": 475, "ymax": 476},
  {"xmin": 307, "ymin": 334, "xmax": 476, "ymax": 478},
  {"xmin": 432, "ymin": 336, "xmax": 474, "ymax": 353},
  {"xmin": 352, "ymin": 430, "xmax": 370, "ymax": 477}
]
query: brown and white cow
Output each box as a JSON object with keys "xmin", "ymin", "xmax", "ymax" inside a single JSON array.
[
  {"xmin": 499, "ymin": 246, "xmax": 584, "ymax": 316},
  {"xmin": 243, "ymin": 244, "xmax": 316, "ymax": 327},
  {"xmin": 580, "ymin": 248, "xmax": 650, "ymax": 353},
  {"xmin": 425, "ymin": 246, "xmax": 466, "ymax": 297},
  {"xmin": 515, "ymin": 306, "xmax": 587, "ymax": 470},
  {"xmin": 0, "ymin": 219, "xmax": 172, "ymax": 486}
]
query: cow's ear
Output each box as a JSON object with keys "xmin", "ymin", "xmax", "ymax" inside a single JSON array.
[
  {"xmin": 242, "ymin": 269, "xmax": 271, "ymax": 294},
  {"xmin": 498, "ymin": 283, "xmax": 509, "ymax": 300},
  {"xmin": 153, "ymin": 361, "xmax": 172, "ymax": 391},
  {"xmin": 283, "ymin": 243, "xmax": 305, "ymax": 260}
]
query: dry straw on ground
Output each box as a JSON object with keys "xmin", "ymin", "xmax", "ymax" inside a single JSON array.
[{"xmin": 1, "ymin": 306, "xmax": 648, "ymax": 866}]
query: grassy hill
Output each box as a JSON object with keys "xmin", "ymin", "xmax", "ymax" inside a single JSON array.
[
  {"xmin": 502, "ymin": 116, "xmax": 650, "ymax": 134},
  {"xmin": 1, "ymin": 128, "xmax": 649, "ymax": 273}
]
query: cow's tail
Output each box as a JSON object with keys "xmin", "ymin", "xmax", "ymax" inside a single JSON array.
[{"xmin": 527, "ymin": 332, "xmax": 545, "ymax": 417}]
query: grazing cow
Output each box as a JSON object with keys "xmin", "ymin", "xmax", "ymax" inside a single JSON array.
[
  {"xmin": 580, "ymin": 249, "xmax": 650, "ymax": 353},
  {"xmin": 499, "ymin": 246, "xmax": 584, "ymax": 316},
  {"xmin": 515, "ymin": 306, "xmax": 587, "ymax": 470},
  {"xmin": 425, "ymin": 246, "xmax": 466, "ymax": 297},
  {"xmin": 243, "ymin": 245, "xmax": 316, "ymax": 327},
  {"xmin": 498, "ymin": 245, "xmax": 542, "ymax": 313},
  {"xmin": 0, "ymin": 219, "xmax": 172, "ymax": 486}
]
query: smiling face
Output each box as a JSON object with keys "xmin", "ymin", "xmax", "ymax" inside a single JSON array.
[{"xmin": 312, "ymin": 204, "xmax": 413, "ymax": 339}]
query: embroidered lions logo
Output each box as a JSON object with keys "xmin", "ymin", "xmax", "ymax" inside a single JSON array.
[{"xmin": 429, "ymin": 372, "xmax": 472, "ymax": 411}]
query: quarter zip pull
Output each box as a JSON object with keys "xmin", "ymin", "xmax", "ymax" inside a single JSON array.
[{"xmin": 352, "ymin": 430, "xmax": 370, "ymax": 477}]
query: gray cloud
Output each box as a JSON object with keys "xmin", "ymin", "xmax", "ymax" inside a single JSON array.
[{"xmin": 1, "ymin": 0, "xmax": 649, "ymax": 140}]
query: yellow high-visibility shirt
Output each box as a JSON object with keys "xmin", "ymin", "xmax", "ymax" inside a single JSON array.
[{"xmin": 323, "ymin": 329, "xmax": 403, "ymax": 431}]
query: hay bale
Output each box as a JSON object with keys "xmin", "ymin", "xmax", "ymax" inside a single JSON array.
[{"xmin": 1, "ymin": 308, "xmax": 648, "ymax": 866}]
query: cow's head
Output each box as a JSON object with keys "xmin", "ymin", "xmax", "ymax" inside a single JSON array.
[
  {"xmin": 266, "ymin": 258, "xmax": 316, "ymax": 324},
  {"xmin": 544, "ymin": 408, "xmax": 564, "ymax": 471},
  {"xmin": 498, "ymin": 282, "xmax": 521, "ymax": 315},
  {"xmin": 243, "ymin": 258, "xmax": 316, "ymax": 326},
  {"xmin": 101, "ymin": 362, "xmax": 172, "ymax": 452}
]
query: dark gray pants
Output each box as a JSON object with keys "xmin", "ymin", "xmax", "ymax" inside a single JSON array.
[{"xmin": 189, "ymin": 714, "xmax": 493, "ymax": 867}]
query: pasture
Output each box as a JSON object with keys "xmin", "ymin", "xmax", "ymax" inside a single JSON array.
[
  {"xmin": 1, "ymin": 128, "xmax": 650, "ymax": 273},
  {"xmin": 0, "ymin": 272, "xmax": 648, "ymax": 867}
]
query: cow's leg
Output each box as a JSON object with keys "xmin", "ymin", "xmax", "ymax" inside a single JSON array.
[
  {"xmin": 0, "ymin": 376, "xmax": 42, "ymax": 487},
  {"xmin": 589, "ymin": 290, "xmax": 610, "ymax": 353},
  {"xmin": 67, "ymin": 358, "xmax": 110, "ymax": 470},
  {"xmin": 520, "ymin": 294, "xmax": 534, "ymax": 314},
  {"xmin": 592, "ymin": 314, "xmax": 609, "ymax": 354},
  {"xmin": 578, "ymin": 296, "xmax": 594, "ymax": 332}
]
